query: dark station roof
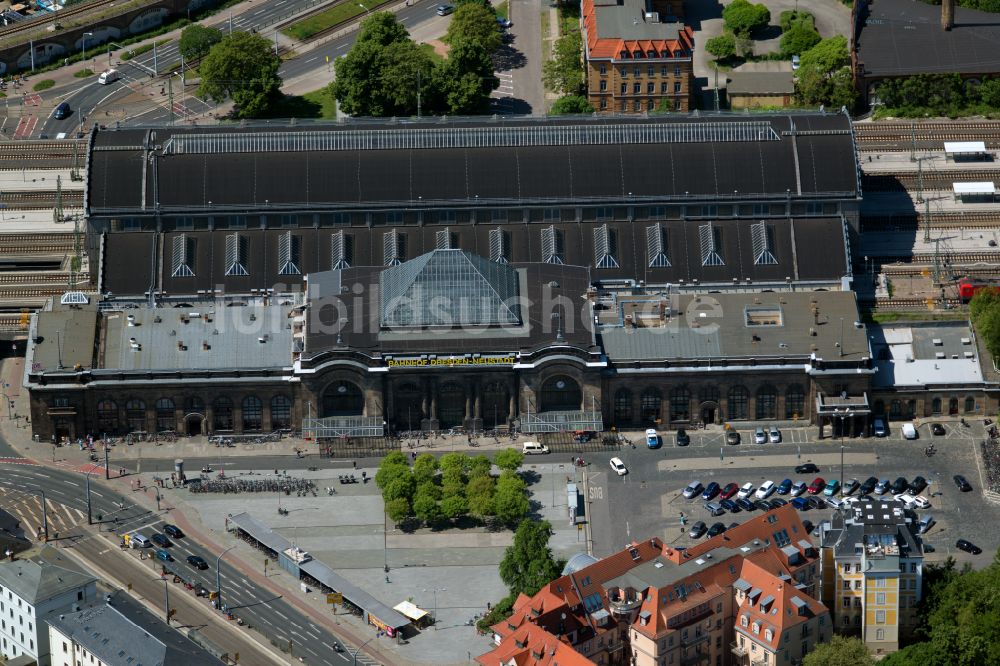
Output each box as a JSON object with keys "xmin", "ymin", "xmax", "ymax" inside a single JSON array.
[
  {"xmin": 100, "ymin": 217, "xmax": 849, "ymax": 296},
  {"xmin": 304, "ymin": 260, "xmax": 597, "ymax": 359},
  {"xmin": 856, "ymin": 0, "xmax": 1000, "ymax": 78},
  {"xmin": 87, "ymin": 113, "xmax": 858, "ymax": 215}
]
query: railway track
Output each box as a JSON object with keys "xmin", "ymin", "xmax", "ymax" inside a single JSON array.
[
  {"xmin": 0, "ymin": 273, "xmax": 84, "ymax": 285},
  {"xmin": 0, "ymin": 315, "xmax": 28, "ymax": 331},
  {"xmin": 0, "ymin": 286, "xmax": 70, "ymax": 299},
  {"xmin": 879, "ymin": 264, "xmax": 1000, "ymax": 277},
  {"xmin": 0, "ymin": 0, "xmax": 118, "ymax": 42},
  {"xmin": 854, "ymin": 121, "xmax": 1000, "ymax": 151},
  {"xmin": 861, "ymin": 211, "xmax": 1000, "ymax": 230},
  {"xmin": 861, "ymin": 297, "xmax": 963, "ymax": 310},
  {"xmin": 863, "ymin": 171, "xmax": 1000, "ymax": 192},
  {"xmin": 0, "ymin": 191, "xmax": 84, "ymax": 209},
  {"xmin": 0, "ymin": 244, "xmax": 73, "ymax": 256},
  {"xmin": 866, "ymin": 252, "xmax": 1000, "ymax": 265}
]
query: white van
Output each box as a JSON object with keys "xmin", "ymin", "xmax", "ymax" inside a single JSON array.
[
  {"xmin": 131, "ymin": 533, "xmax": 151, "ymax": 548},
  {"xmin": 521, "ymin": 441, "xmax": 549, "ymax": 455},
  {"xmin": 98, "ymin": 69, "xmax": 121, "ymax": 84},
  {"xmin": 901, "ymin": 423, "xmax": 918, "ymax": 440}
]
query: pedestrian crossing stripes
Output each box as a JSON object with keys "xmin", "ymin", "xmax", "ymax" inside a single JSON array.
[{"xmin": 0, "ymin": 457, "xmax": 38, "ymax": 466}]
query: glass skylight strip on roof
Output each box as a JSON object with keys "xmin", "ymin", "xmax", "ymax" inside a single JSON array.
[{"xmin": 161, "ymin": 121, "xmax": 781, "ymax": 155}]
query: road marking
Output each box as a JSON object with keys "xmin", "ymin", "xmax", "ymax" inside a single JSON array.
[
  {"xmin": 274, "ymin": 610, "xmax": 289, "ymax": 620},
  {"xmin": 305, "ymin": 57, "xmax": 318, "ymax": 63}
]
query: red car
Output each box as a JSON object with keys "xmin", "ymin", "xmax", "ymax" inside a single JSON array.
[
  {"xmin": 720, "ymin": 483, "xmax": 740, "ymax": 500},
  {"xmin": 807, "ymin": 477, "xmax": 826, "ymax": 494}
]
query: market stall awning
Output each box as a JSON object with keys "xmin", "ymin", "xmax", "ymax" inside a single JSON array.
[{"xmin": 393, "ymin": 600, "xmax": 429, "ymax": 621}]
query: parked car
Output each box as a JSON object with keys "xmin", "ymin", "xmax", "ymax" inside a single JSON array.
[
  {"xmin": 163, "ymin": 524, "xmax": 184, "ymax": 539},
  {"xmin": 807, "ymin": 477, "xmax": 826, "ymax": 494},
  {"xmin": 727, "ymin": 430, "xmax": 741, "ymax": 445},
  {"xmin": 953, "ymin": 475, "xmax": 972, "ymax": 492},
  {"xmin": 860, "ymin": 476, "xmax": 879, "ymax": 495},
  {"xmin": 707, "ymin": 522, "xmax": 727, "ymax": 537},
  {"xmin": 912, "ymin": 495, "xmax": 931, "ymax": 509},
  {"xmin": 646, "ymin": 428, "xmax": 660, "ymax": 449},
  {"xmin": 826, "ymin": 496, "xmax": 845, "ymax": 510},
  {"xmin": 496, "ymin": 16, "xmax": 512, "ymax": 28},
  {"xmin": 823, "ymin": 480, "xmax": 841, "ymax": 496},
  {"xmin": 688, "ymin": 521, "xmax": 707, "ymax": 538},
  {"xmin": 701, "ymin": 482, "xmax": 720, "ymax": 500},
  {"xmin": 801, "ymin": 519, "xmax": 815, "ymax": 534},
  {"xmin": 609, "ymin": 457, "xmax": 628, "ymax": 476},
  {"xmin": 756, "ymin": 499, "xmax": 774, "ymax": 511},
  {"xmin": 735, "ymin": 498, "xmax": 756, "ymax": 512},
  {"xmin": 791, "ymin": 497, "xmax": 809, "ymax": 510},
  {"xmin": 956, "ymin": 539, "xmax": 982, "ymax": 555},
  {"xmin": 875, "ymin": 479, "xmax": 891, "ymax": 495},
  {"xmin": 683, "ymin": 481, "xmax": 704, "ymax": 499},
  {"xmin": 435, "ymin": 3, "xmax": 454, "ymax": 15},
  {"xmin": 154, "ymin": 549, "xmax": 172, "ymax": 562},
  {"xmin": 777, "ymin": 479, "xmax": 793, "ymax": 495},
  {"xmin": 737, "ymin": 482, "xmax": 755, "ymax": 499},
  {"xmin": 755, "ymin": 480, "xmax": 776, "ymax": 499},
  {"xmin": 768, "ymin": 426, "xmax": 781, "ymax": 443},
  {"xmin": 842, "ymin": 478, "xmax": 860, "ymax": 496},
  {"xmin": 754, "ymin": 427, "xmax": 767, "ymax": 444},
  {"xmin": 720, "ymin": 498, "xmax": 739, "ymax": 513},
  {"xmin": 806, "ymin": 496, "xmax": 825, "ymax": 510},
  {"xmin": 931, "ymin": 423, "xmax": 946, "ymax": 436},
  {"xmin": 720, "ymin": 483, "xmax": 740, "ymax": 500},
  {"xmin": 771, "ymin": 498, "xmax": 788, "ymax": 507},
  {"xmin": 901, "ymin": 422, "xmax": 918, "ymax": 439},
  {"xmin": 704, "ymin": 501, "xmax": 725, "ymax": 517},
  {"xmin": 894, "ymin": 493, "xmax": 916, "ymax": 510},
  {"xmin": 187, "ymin": 555, "xmax": 208, "ymax": 570},
  {"xmin": 791, "ymin": 54, "xmax": 801, "ymax": 70},
  {"xmin": 891, "ymin": 477, "xmax": 909, "ymax": 494},
  {"xmin": 794, "ymin": 463, "xmax": 819, "ymax": 474},
  {"xmin": 790, "ymin": 481, "xmax": 808, "ymax": 497},
  {"xmin": 676, "ymin": 429, "xmax": 690, "ymax": 446},
  {"xmin": 909, "ymin": 476, "xmax": 928, "ymax": 495},
  {"xmin": 151, "ymin": 533, "xmax": 172, "ymax": 548},
  {"xmin": 873, "ymin": 418, "xmax": 888, "ymax": 437}
]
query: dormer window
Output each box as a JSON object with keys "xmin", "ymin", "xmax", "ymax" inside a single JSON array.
[
  {"xmin": 752, "ymin": 622, "xmax": 760, "ymax": 634},
  {"xmin": 765, "ymin": 629, "xmax": 773, "ymax": 641},
  {"xmin": 620, "ymin": 50, "xmax": 630, "ymax": 59},
  {"xmin": 647, "ymin": 50, "xmax": 656, "ymax": 58},
  {"xmin": 633, "ymin": 50, "xmax": 642, "ymax": 58},
  {"xmin": 741, "ymin": 615, "xmax": 749, "ymax": 627},
  {"xmin": 674, "ymin": 49, "xmax": 682, "ymax": 57}
]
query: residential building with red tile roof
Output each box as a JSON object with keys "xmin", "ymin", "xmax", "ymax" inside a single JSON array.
[
  {"xmin": 581, "ymin": 0, "xmax": 694, "ymax": 113},
  {"xmin": 477, "ymin": 505, "xmax": 831, "ymax": 666}
]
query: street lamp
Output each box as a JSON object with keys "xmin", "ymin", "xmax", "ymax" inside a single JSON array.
[
  {"xmin": 216, "ymin": 545, "xmax": 236, "ymax": 611},
  {"xmin": 358, "ymin": 2, "xmax": 372, "ymax": 14},
  {"xmin": 153, "ymin": 575, "xmax": 171, "ymax": 625},
  {"xmin": 352, "ymin": 635, "xmax": 377, "ymax": 666},
  {"xmin": 423, "ymin": 587, "xmax": 446, "ymax": 630},
  {"xmin": 85, "ymin": 466, "xmax": 98, "ymax": 525},
  {"xmin": 82, "ymin": 32, "xmax": 93, "ymax": 60}
]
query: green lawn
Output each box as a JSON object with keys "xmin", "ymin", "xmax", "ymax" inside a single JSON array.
[
  {"xmin": 282, "ymin": 3, "xmax": 366, "ymax": 41},
  {"xmin": 495, "ymin": 0, "xmax": 509, "ymax": 19},
  {"xmin": 418, "ymin": 42, "xmax": 444, "ymax": 63}
]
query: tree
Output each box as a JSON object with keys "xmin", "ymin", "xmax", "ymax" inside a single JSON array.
[
  {"xmin": 432, "ymin": 40, "xmax": 498, "ymax": 114},
  {"xmin": 493, "ymin": 448, "xmax": 524, "ymax": 472},
  {"xmin": 375, "ymin": 452, "xmax": 411, "ymax": 490},
  {"xmin": 779, "ymin": 9, "xmax": 814, "ymax": 32},
  {"xmin": 467, "ymin": 455, "xmax": 493, "ymax": 479},
  {"xmin": 355, "ymin": 11, "xmax": 411, "ymax": 47},
  {"xmin": 440, "ymin": 494, "xmax": 468, "ymax": 520},
  {"xmin": 802, "ymin": 636, "xmax": 875, "ymax": 666},
  {"xmin": 440, "ymin": 453, "xmax": 470, "ymax": 476},
  {"xmin": 413, "ymin": 489, "xmax": 442, "ymax": 524},
  {"xmin": 780, "ymin": 24, "xmax": 821, "ymax": 57},
  {"xmin": 493, "ymin": 473, "xmax": 529, "ymax": 524},
  {"xmin": 417, "ymin": 481, "xmax": 442, "ymax": 502},
  {"xmin": 466, "ymin": 474, "xmax": 495, "ymax": 517},
  {"xmin": 179, "ymin": 24, "xmax": 223, "ymax": 61},
  {"xmin": 722, "ymin": 0, "xmax": 770, "ymax": 37},
  {"xmin": 799, "ymin": 36, "xmax": 850, "ymax": 72},
  {"xmin": 332, "ymin": 36, "xmax": 435, "ymax": 117},
  {"xmin": 705, "ymin": 33, "xmax": 737, "ymax": 60},
  {"xmin": 550, "ymin": 94, "xmax": 594, "ymax": 114},
  {"xmin": 498, "ymin": 520, "xmax": 561, "ymax": 597},
  {"xmin": 978, "ymin": 78, "xmax": 1000, "ymax": 107},
  {"xmin": 383, "ymin": 472, "xmax": 416, "ymax": 502},
  {"xmin": 198, "ymin": 32, "xmax": 282, "ymax": 118},
  {"xmin": 445, "ymin": 2, "xmax": 502, "ymax": 53},
  {"xmin": 542, "ymin": 30, "xmax": 584, "ymax": 95},
  {"xmin": 413, "ymin": 453, "xmax": 439, "ymax": 485},
  {"xmin": 385, "ymin": 497, "xmax": 411, "ymax": 524},
  {"xmin": 794, "ymin": 37, "xmax": 856, "ymax": 109}
]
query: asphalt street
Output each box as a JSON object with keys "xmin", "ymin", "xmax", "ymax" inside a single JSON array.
[{"xmin": 0, "ymin": 436, "xmax": 379, "ymax": 666}]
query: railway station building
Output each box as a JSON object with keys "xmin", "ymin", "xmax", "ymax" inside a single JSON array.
[{"xmin": 25, "ymin": 113, "xmax": 878, "ymax": 443}]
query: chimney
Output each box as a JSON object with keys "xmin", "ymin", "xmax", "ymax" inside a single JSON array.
[{"xmin": 942, "ymin": 0, "xmax": 954, "ymax": 30}]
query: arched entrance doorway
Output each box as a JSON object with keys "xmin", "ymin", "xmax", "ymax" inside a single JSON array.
[
  {"xmin": 185, "ymin": 413, "xmax": 205, "ymax": 436},
  {"xmin": 481, "ymin": 382, "xmax": 510, "ymax": 429},
  {"xmin": 322, "ymin": 381, "xmax": 364, "ymax": 417},
  {"xmin": 539, "ymin": 376, "xmax": 582, "ymax": 412},
  {"xmin": 394, "ymin": 383, "xmax": 423, "ymax": 431},
  {"xmin": 699, "ymin": 402, "xmax": 719, "ymax": 425},
  {"xmin": 438, "ymin": 382, "xmax": 466, "ymax": 428}
]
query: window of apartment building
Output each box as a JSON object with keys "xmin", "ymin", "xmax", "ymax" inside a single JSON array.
[
  {"xmin": 634, "ymin": 101, "xmax": 641, "ymax": 111},
  {"xmin": 877, "ymin": 629, "xmax": 885, "ymax": 641},
  {"xmin": 854, "ymin": 598, "xmax": 862, "ymax": 608},
  {"xmin": 876, "ymin": 592, "xmax": 886, "ymax": 605},
  {"xmin": 621, "ymin": 102, "xmax": 627, "ymax": 112},
  {"xmin": 910, "ymin": 579, "xmax": 917, "ymax": 590},
  {"xmin": 674, "ymin": 99, "xmax": 681, "ymax": 110},
  {"xmin": 621, "ymin": 67, "xmax": 628, "ymax": 77},
  {"xmin": 647, "ymin": 83, "xmax": 654, "ymax": 93},
  {"xmin": 600, "ymin": 64, "xmax": 607, "ymax": 74},
  {"xmin": 661, "ymin": 82, "xmax": 668, "ymax": 93},
  {"xmin": 876, "ymin": 578, "xmax": 886, "ymax": 588},
  {"xmin": 806, "ymin": 202, "xmax": 824, "ymax": 214},
  {"xmin": 647, "ymin": 65, "xmax": 654, "ymax": 76},
  {"xmin": 634, "ymin": 66, "xmax": 641, "ymax": 77},
  {"xmin": 621, "ymin": 83, "xmax": 627, "ymax": 95},
  {"xmin": 600, "ymin": 80, "xmax": 607, "ymax": 91},
  {"xmin": 843, "ymin": 599, "xmax": 850, "ymax": 607},
  {"xmin": 600, "ymin": 99, "xmax": 608, "ymax": 109},
  {"xmin": 876, "ymin": 610, "xmax": 886, "ymax": 624},
  {"xmin": 53, "ymin": 396, "xmax": 70, "ymax": 408},
  {"xmin": 855, "ymin": 616, "xmax": 862, "ymax": 626},
  {"xmin": 842, "ymin": 616, "xmax": 849, "ymax": 626},
  {"xmin": 843, "ymin": 564, "xmax": 851, "ymax": 574},
  {"xmin": 854, "ymin": 581, "xmax": 862, "ymax": 589},
  {"xmin": 633, "ymin": 82, "xmax": 641, "ymax": 94},
  {"xmin": 647, "ymin": 99, "xmax": 655, "ymax": 111},
  {"xmin": 675, "ymin": 65, "xmax": 682, "ymax": 76},
  {"xmin": 910, "ymin": 563, "xmax": 917, "ymax": 573},
  {"xmin": 661, "ymin": 65, "xmax": 668, "ymax": 76},
  {"xmin": 674, "ymin": 82, "xmax": 682, "ymax": 93},
  {"xmin": 855, "ymin": 563, "xmax": 862, "ymax": 573}
]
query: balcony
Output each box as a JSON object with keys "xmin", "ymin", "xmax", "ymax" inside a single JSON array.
[
  {"xmin": 680, "ymin": 652, "xmax": 710, "ymax": 666},
  {"xmin": 731, "ymin": 642, "xmax": 749, "ymax": 658},
  {"xmin": 681, "ymin": 631, "xmax": 710, "ymax": 647},
  {"xmin": 607, "ymin": 587, "xmax": 643, "ymax": 614}
]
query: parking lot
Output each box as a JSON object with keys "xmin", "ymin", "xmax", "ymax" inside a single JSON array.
[{"xmin": 583, "ymin": 421, "xmax": 998, "ymax": 566}]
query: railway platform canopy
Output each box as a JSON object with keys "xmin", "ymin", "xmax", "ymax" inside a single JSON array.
[
  {"xmin": 944, "ymin": 141, "xmax": 991, "ymax": 162},
  {"xmin": 953, "ymin": 181, "xmax": 996, "ymax": 202}
]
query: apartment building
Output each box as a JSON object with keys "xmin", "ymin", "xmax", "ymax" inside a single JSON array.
[
  {"xmin": 478, "ymin": 505, "xmax": 831, "ymax": 666},
  {"xmin": 818, "ymin": 498, "xmax": 924, "ymax": 655},
  {"xmin": 582, "ymin": 0, "xmax": 695, "ymax": 113},
  {"xmin": 0, "ymin": 560, "xmax": 96, "ymax": 665}
]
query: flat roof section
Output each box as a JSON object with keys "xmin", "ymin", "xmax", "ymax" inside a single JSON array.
[
  {"xmin": 953, "ymin": 182, "xmax": 995, "ymax": 195},
  {"xmin": 944, "ymin": 141, "xmax": 987, "ymax": 154},
  {"xmin": 870, "ymin": 322, "xmax": 983, "ymax": 388}
]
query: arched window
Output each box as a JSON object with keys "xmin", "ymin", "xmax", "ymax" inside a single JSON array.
[
  {"xmin": 539, "ymin": 376, "xmax": 582, "ymax": 412},
  {"xmin": 322, "ymin": 381, "xmax": 365, "ymax": 417},
  {"xmin": 242, "ymin": 396, "xmax": 263, "ymax": 431},
  {"xmin": 96, "ymin": 400, "xmax": 118, "ymax": 434},
  {"xmin": 699, "ymin": 386, "xmax": 719, "ymax": 405},
  {"xmin": 640, "ymin": 388, "xmax": 662, "ymax": 423},
  {"xmin": 756, "ymin": 385, "xmax": 777, "ymax": 420},
  {"xmin": 613, "ymin": 388, "xmax": 633, "ymax": 425},
  {"xmin": 155, "ymin": 398, "xmax": 175, "ymax": 432},
  {"xmin": 785, "ymin": 385, "xmax": 805, "ymax": 420},
  {"xmin": 213, "ymin": 397, "xmax": 234, "ymax": 431},
  {"xmin": 948, "ymin": 397, "xmax": 959, "ymax": 415},
  {"xmin": 184, "ymin": 396, "xmax": 205, "ymax": 414},
  {"xmin": 906, "ymin": 400, "xmax": 916, "ymax": 417},
  {"xmin": 125, "ymin": 399, "xmax": 146, "ymax": 433},
  {"xmin": 271, "ymin": 395, "xmax": 292, "ymax": 430},
  {"xmin": 670, "ymin": 386, "xmax": 690, "ymax": 422},
  {"xmin": 890, "ymin": 400, "xmax": 902, "ymax": 417},
  {"xmin": 728, "ymin": 386, "xmax": 748, "ymax": 420},
  {"xmin": 931, "ymin": 397, "xmax": 942, "ymax": 414},
  {"xmin": 965, "ymin": 396, "xmax": 976, "ymax": 414}
]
